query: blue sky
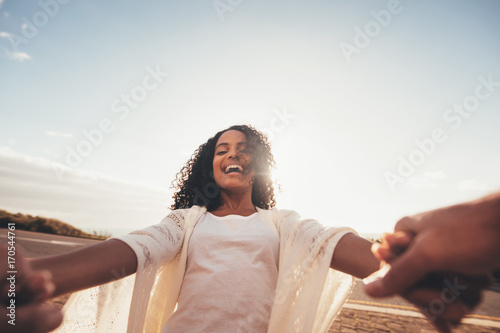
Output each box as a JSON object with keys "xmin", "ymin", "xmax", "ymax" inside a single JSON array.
[{"xmin": 1, "ymin": 0, "xmax": 499, "ymax": 235}]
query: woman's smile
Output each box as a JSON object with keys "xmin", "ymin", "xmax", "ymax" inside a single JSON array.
[{"xmin": 213, "ymin": 130, "xmax": 254, "ymax": 191}]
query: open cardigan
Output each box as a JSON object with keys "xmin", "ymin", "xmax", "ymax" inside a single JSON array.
[{"xmin": 55, "ymin": 206, "xmax": 355, "ymax": 333}]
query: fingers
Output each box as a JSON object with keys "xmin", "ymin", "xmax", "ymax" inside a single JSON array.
[
  {"xmin": 14, "ymin": 303, "xmax": 63, "ymax": 333},
  {"xmin": 0, "ymin": 304, "xmax": 63, "ymax": 333},
  {"xmin": 404, "ymin": 287, "xmax": 471, "ymax": 320},
  {"xmin": 394, "ymin": 215, "xmax": 426, "ymax": 235},
  {"xmin": 0, "ymin": 245, "xmax": 63, "ymax": 333},
  {"xmin": 373, "ymin": 232, "xmax": 412, "ymax": 263},
  {"xmin": 24, "ymin": 271, "xmax": 56, "ymax": 304},
  {"xmin": 370, "ymin": 243, "xmax": 388, "ymax": 262},
  {"xmin": 383, "ymin": 231, "xmax": 412, "ymax": 249},
  {"xmin": 364, "ymin": 242, "xmax": 428, "ymax": 297},
  {"xmin": 5, "ymin": 270, "xmax": 55, "ymax": 306},
  {"xmin": 401, "ymin": 276, "xmax": 483, "ymax": 333}
]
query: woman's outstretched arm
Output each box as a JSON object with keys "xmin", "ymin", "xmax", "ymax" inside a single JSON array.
[
  {"xmin": 330, "ymin": 233, "xmax": 380, "ymax": 279},
  {"xmin": 30, "ymin": 239, "xmax": 137, "ymax": 297}
]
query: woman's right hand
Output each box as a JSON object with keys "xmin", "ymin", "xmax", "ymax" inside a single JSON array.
[{"xmin": 1, "ymin": 244, "xmax": 63, "ymax": 333}]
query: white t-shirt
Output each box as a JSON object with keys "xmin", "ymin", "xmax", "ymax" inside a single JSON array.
[{"xmin": 163, "ymin": 212, "xmax": 280, "ymax": 332}]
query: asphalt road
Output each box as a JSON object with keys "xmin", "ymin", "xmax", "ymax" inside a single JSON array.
[
  {"xmin": 1, "ymin": 229, "xmax": 101, "ymax": 258},
  {"xmin": 2, "ymin": 229, "xmax": 499, "ymax": 321}
]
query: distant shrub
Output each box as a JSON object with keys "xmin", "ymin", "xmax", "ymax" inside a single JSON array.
[{"xmin": 0, "ymin": 210, "xmax": 110, "ymax": 240}]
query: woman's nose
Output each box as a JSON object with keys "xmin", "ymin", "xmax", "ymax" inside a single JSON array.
[{"xmin": 228, "ymin": 149, "xmax": 240, "ymax": 160}]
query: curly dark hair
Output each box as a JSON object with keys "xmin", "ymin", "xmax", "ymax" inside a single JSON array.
[{"xmin": 171, "ymin": 125, "xmax": 276, "ymax": 211}]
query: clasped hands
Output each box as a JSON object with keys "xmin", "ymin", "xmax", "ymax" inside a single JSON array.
[
  {"xmin": 0, "ymin": 244, "xmax": 63, "ymax": 333},
  {"xmin": 363, "ymin": 198, "xmax": 499, "ymax": 333}
]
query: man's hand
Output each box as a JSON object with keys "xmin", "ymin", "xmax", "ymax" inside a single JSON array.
[
  {"xmin": 365, "ymin": 192, "xmax": 499, "ymax": 297},
  {"xmin": 365, "ymin": 233, "xmax": 490, "ymax": 332},
  {"xmin": 1, "ymin": 244, "xmax": 63, "ymax": 333},
  {"xmin": 363, "ymin": 192, "xmax": 500, "ymax": 332}
]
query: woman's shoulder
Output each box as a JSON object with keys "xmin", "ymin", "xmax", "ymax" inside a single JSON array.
[
  {"xmin": 257, "ymin": 206, "xmax": 301, "ymax": 223},
  {"xmin": 162, "ymin": 206, "xmax": 207, "ymax": 226},
  {"xmin": 160, "ymin": 207, "xmax": 190, "ymax": 225}
]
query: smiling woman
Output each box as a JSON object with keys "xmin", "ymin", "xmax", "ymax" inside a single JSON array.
[
  {"xmin": 170, "ymin": 125, "xmax": 277, "ymax": 212},
  {"xmin": 28, "ymin": 124, "xmax": 381, "ymax": 333},
  {"xmin": 211, "ymin": 130, "xmax": 255, "ymax": 209}
]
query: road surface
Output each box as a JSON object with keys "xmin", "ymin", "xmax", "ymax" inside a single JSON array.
[{"xmin": 2, "ymin": 229, "xmax": 499, "ymax": 330}]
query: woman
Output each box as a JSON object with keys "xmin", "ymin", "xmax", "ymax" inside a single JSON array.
[{"xmin": 32, "ymin": 125, "xmax": 379, "ymax": 332}]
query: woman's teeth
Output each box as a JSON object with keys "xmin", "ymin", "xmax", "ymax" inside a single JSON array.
[{"xmin": 225, "ymin": 164, "xmax": 243, "ymax": 173}]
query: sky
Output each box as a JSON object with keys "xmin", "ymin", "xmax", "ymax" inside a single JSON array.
[{"xmin": 1, "ymin": 0, "xmax": 499, "ymax": 235}]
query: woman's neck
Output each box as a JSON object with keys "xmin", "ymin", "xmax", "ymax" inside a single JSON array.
[{"xmin": 211, "ymin": 190, "xmax": 256, "ymax": 217}]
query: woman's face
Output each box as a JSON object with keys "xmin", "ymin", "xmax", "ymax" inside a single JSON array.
[{"xmin": 213, "ymin": 130, "xmax": 255, "ymax": 193}]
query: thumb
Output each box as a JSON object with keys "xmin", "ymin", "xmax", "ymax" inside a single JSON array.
[
  {"xmin": 364, "ymin": 244, "xmax": 428, "ymax": 297},
  {"xmin": 15, "ymin": 304, "xmax": 63, "ymax": 333}
]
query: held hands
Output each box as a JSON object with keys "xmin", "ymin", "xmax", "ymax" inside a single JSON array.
[
  {"xmin": 1, "ymin": 244, "xmax": 63, "ymax": 333},
  {"xmin": 362, "ymin": 191, "xmax": 500, "ymax": 333},
  {"xmin": 365, "ymin": 232, "xmax": 491, "ymax": 333},
  {"xmin": 370, "ymin": 196, "xmax": 500, "ymax": 281}
]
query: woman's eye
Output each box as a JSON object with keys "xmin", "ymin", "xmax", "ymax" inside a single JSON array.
[{"xmin": 217, "ymin": 151, "xmax": 227, "ymax": 155}]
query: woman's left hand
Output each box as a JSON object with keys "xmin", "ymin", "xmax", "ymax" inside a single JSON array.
[{"xmin": 365, "ymin": 233, "xmax": 491, "ymax": 333}]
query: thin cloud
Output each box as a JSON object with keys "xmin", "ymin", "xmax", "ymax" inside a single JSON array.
[
  {"xmin": 407, "ymin": 176, "xmax": 438, "ymax": 188},
  {"xmin": 9, "ymin": 51, "xmax": 31, "ymax": 61},
  {"xmin": 457, "ymin": 179, "xmax": 494, "ymax": 192},
  {"xmin": 45, "ymin": 130, "xmax": 73, "ymax": 138},
  {"xmin": 407, "ymin": 171, "xmax": 446, "ymax": 188},
  {"xmin": 0, "ymin": 0, "xmax": 4, "ymax": 9},
  {"xmin": 422, "ymin": 171, "xmax": 447, "ymax": 180},
  {"xmin": 0, "ymin": 147, "xmax": 173, "ymax": 234},
  {"xmin": 0, "ymin": 34, "xmax": 32, "ymax": 61},
  {"xmin": 0, "ymin": 46, "xmax": 32, "ymax": 62}
]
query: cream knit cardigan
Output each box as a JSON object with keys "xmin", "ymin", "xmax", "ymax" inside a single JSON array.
[{"xmin": 55, "ymin": 206, "xmax": 355, "ymax": 333}]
